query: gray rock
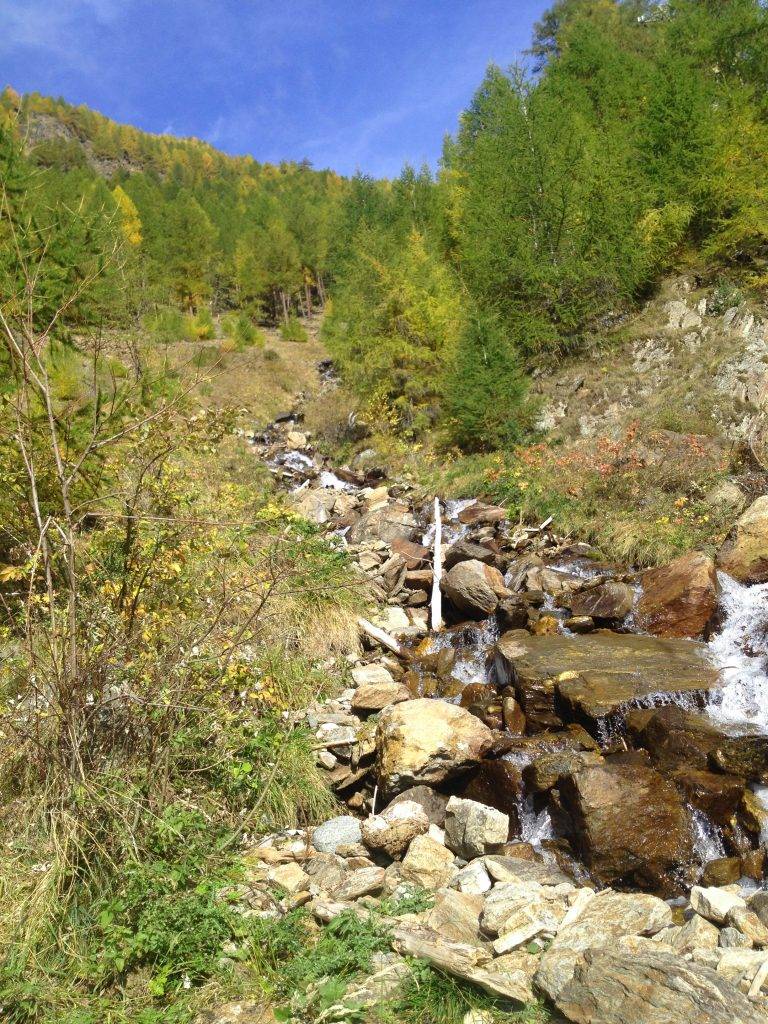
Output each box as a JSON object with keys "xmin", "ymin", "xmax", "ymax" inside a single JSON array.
[
  {"xmin": 312, "ymin": 815, "xmax": 362, "ymax": 854},
  {"xmin": 721, "ymin": 927, "xmax": 753, "ymax": 949},
  {"xmin": 444, "ymin": 797, "xmax": 509, "ymax": 859},
  {"xmin": 554, "ymin": 947, "xmax": 765, "ymax": 1024}
]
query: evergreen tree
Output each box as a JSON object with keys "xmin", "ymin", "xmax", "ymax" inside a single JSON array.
[{"xmin": 163, "ymin": 189, "xmax": 216, "ymax": 310}]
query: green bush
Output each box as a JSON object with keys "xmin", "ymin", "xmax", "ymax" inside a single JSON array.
[
  {"xmin": 144, "ymin": 308, "xmax": 186, "ymax": 345},
  {"xmin": 280, "ymin": 316, "xmax": 308, "ymax": 343},
  {"xmin": 185, "ymin": 307, "xmax": 216, "ymax": 341},
  {"xmin": 222, "ymin": 312, "xmax": 265, "ymax": 350}
]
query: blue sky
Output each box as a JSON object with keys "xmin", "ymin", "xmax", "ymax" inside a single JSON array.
[{"xmin": 0, "ymin": 1, "xmax": 549, "ymax": 177}]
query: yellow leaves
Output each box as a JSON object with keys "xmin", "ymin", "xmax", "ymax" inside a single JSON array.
[
  {"xmin": 112, "ymin": 185, "xmax": 142, "ymax": 247},
  {"xmin": 0, "ymin": 564, "xmax": 26, "ymax": 583}
]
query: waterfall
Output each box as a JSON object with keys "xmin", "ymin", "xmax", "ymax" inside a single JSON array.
[
  {"xmin": 707, "ymin": 572, "xmax": 768, "ymax": 733},
  {"xmin": 519, "ymin": 795, "xmax": 555, "ymax": 847},
  {"xmin": 690, "ymin": 807, "xmax": 726, "ymax": 864}
]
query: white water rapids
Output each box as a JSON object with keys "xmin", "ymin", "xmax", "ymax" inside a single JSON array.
[{"xmin": 706, "ymin": 572, "xmax": 768, "ymax": 733}]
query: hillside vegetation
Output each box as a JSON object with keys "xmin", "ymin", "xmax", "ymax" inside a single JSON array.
[{"xmin": 1, "ymin": 1, "xmax": 768, "ymax": 1021}]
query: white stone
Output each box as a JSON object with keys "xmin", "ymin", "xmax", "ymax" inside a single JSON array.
[{"xmin": 690, "ymin": 885, "xmax": 747, "ymax": 924}]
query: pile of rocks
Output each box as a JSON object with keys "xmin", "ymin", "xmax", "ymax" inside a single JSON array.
[{"xmin": 229, "ymin": 799, "xmax": 768, "ymax": 1022}]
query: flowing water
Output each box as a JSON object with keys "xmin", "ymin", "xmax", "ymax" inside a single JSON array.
[
  {"xmin": 707, "ymin": 573, "xmax": 768, "ymax": 733},
  {"xmin": 690, "ymin": 807, "xmax": 726, "ymax": 864}
]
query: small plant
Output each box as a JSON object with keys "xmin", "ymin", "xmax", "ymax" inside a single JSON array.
[
  {"xmin": 280, "ymin": 316, "xmax": 308, "ymax": 343},
  {"xmin": 708, "ymin": 278, "xmax": 744, "ymax": 315},
  {"xmin": 263, "ymin": 347, "xmax": 280, "ymax": 363},
  {"xmin": 222, "ymin": 312, "xmax": 265, "ymax": 350},
  {"xmin": 144, "ymin": 307, "xmax": 186, "ymax": 345}
]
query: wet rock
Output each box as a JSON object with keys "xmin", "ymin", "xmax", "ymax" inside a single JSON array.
[
  {"xmin": 361, "ymin": 800, "xmax": 429, "ymax": 858},
  {"xmin": 523, "ymin": 748, "xmax": 604, "ymax": 793},
  {"xmin": 376, "ymin": 698, "xmax": 494, "ymax": 795},
  {"xmin": 565, "ymin": 616, "xmax": 595, "ymax": 633},
  {"xmin": 502, "ymin": 693, "xmax": 526, "ymax": 733},
  {"xmin": 741, "ymin": 849, "xmax": 766, "ymax": 881},
  {"xmin": 387, "ymin": 786, "xmax": 449, "ymax": 826},
  {"xmin": 312, "ymin": 816, "xmax": 362, "ymax": 854},
  {"xmin": 560, "ymin": 763, "xmax": 693, "ymax": 893},
  {"xmin": 400, "ymin": 834, "xmax": 457, "ymax": 890},
  {"xmin": 717, "ymin": 496, "xmax": 768, "ymax": 585},
  {"xmin": 639, "ymin": 707, "xmax": 768, "ymax": 782},
  {"xmin": 636, "ymin": 551, "xmax": 719, "ymax": 639},
  {"xmin": 442, "ymin": 559, "xmax": 509, "ymax": 619},
  {"xmin": 690, "ymin": 885, "xmax": 747, "ymax": 924},
  {"xmin": 568, "ymin": 581, "xmax": 634, "ymax": 622},
  {"xmin": 454, "ymin": 759, "xmax": 524, "ymax": 828},
  {"xmin": 492, "ymin": 631, "xmax": 721, "ymax": 734},
  {"xmin": 444, "ymin": 539, "xmax": 501, "ymax": 571},
  {"xmin": 672, "ymin": 768, "xmax": 746, "ymax": 826},
  {"xmin": 496, "ymin": 595, "xmax": 531, "ymax": 631},
  {"xmin": 553, "ymin": 947, "xmax": 766, "ymax": 1024},
  {"xmin": 444, "ymin": 797, "xmax": 509, "ymax": 859},
  {"xmin": 702, "ymin": 858, "xmax": 743, "ymax": 887}
]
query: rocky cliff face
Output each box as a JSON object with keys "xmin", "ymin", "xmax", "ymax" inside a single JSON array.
[{"xmin": 23, "ymin": 111, "xmax": 147, "ymax": 178}]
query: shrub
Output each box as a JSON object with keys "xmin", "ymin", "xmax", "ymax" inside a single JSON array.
[
  {"xmin": 222, "ymin": 312, "xmax": 264, "ymax": 350},
  {"xmin": 144, "ymin": 307, "xmax": 186, "ymax": 345},
  {"xmin": 280, "ymin": 316, "xmax": 308, "ymax": 343}
]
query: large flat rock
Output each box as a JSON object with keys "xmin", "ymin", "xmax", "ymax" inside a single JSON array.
[{"xmin": 490, "ymin": 630, "xmax": 722, "ymax": 730}]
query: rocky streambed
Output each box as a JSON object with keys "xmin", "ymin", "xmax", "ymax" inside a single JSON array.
[{"xmin": 235, "ymin": 363, "xmax": 768, "ymax": 1021}]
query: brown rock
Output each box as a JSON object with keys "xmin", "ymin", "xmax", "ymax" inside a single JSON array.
[
  {"xmin": 560, "ymin": 763, "xmax": 693, "ymax": 894},
  {"xmin": 569, "ymin": 581, "xmax": 634, "ymax": 622},
  {"xmin": 741, "ymin": 849, "xmax": 766, "ymax": 881},
  {"xmin": 391, "ymin": 537, "xmax": 430, "ymax": 569},
  {"xmin": 453, "ymin": 759, "xmax": 524, "ymax": 830},
  {"xmin": 702, "ymin": 857, "xmax": 742, "ymax": 887},
  {"xmin": 361, "ymin": 800, "xmax": 429, "ymax": 858},
  {"xmin": 717, "ymin": 495, "xmax": 768, "ymax": 584},
  {"xmin": 376, "ymin": 698, "xmax": 494, "ymax": 795},
  {"xmin": 457, "ymin": 501, "xmax": 507, "ymax": 526},
  {"xmin": 502, "ymin": 693, "xmax": 526, "ymax": 734},
  {"xmin": 496, "ymin": 596, "xmax": 530, "ymax": 631},
  {"xmin": 636, "ymin": 552, "xmax": 719, "ymax": 639},
  {"xmin": 523, "ymin": 748, "xmax": 605, "ymax": 793},
  {"xmin": 672, "ymin": 769, "xmax": 746, "ymax": 826},
  {"xmin": 351, "ymin": 680, "xmax": 412, "ymax": 712},
  {"xmin": 442, "ymin": 559, "xmax": 510, "ymax": 619},
  {"xmin": 491, "ymin": 631, "xmax": 722, "ymax": 733},
  {"xmin": 640, "ymin": 707, "xmax": 768, "ymax": 782}
]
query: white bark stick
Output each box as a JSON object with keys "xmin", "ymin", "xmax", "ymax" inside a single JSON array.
[
  {"xmin": 430, "ymin": 497, "xmax": 443, "ymax": 632},
  {"xmin": 357, "ymin": 617, "xmax": 403, "ymax": 656}
]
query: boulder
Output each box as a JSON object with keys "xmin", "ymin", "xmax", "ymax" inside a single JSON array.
[
  {"xmin": 728, "ymin": 905, "xmax": 768, "ymax": 947},
  {"xmin": 348, "ymin": 502, "xmax": 420, "ymax": 545},
  {"xmin": 636, "ymin": 552, "xmax": 719, "ymax": 639},
  {"xmin": 400, "ymin": 834, "xmax": 457, "ymax": 890},
  {"xmin": 454, "ymin": 759, "xmax": 525, "ymax": 829},
  {"xmin": 444, "ymin": 539, "xmax": 501, "ymax": 571},
  {"xmin": 387, "ymin": 786, "xmax": 450, "ymax": 826},
  {"xmin": 292, "ymin": 487, "xmax": 338, "ymax": 524},
  {"xmin": 444, "ymin": 797, "xmax": 510, "ymax": 859},
  {"xmin": 351, "ymin": 665, "xmax": 412, "ymax": 711},
  {"xmin": 690, "ymin": 885, "xmax": 746, "ymax": 924},
  {"xmin": 717, "ymin": 496, "xmax": 768, "ymax": 584},
  {"xmin": 568, "ymin": 582, "xmax": 634, "ymax": 622},
  {"xmin": 523, "ymin": 749, "xmax": 604, "ymax": 793},
  {"xmin": 332, "ymin": 866, "xmax": 386, "ymax": 901},
  {"xmin": 442, "ymin": 559, "xmax": 509, "ymax": 619},
  {"xmin": 376, "ymin": 698, "xmax": 494, "ymax": 795},
  {"xmin": 390, "ymin": 537, "xmax": 431, "ymax": 569},
  {"xmin": 361, "ymin": 800, "xmax": 429, "ymax": 858},
  {"xmin": 312, "ymin": 815, "xmax": 363, "ymax": 854},
  {"xmin": 670, "ymin": 913, "xmax": 720, "ymax": 954},
  {"xmin": 535, "ymin": 889, "xmax": 673, "ymax": 1002},
  {"xmin": 703, "ymin": 858, "xmax": 743, "ymax": 887},
  {"xmin": 491, "ymin": 630, "xmax": 722, "ymax": 733},
  {"xmin": 671, "ymin": 768, "xmax": 746, "ymax": 826},
  {"xmin": 553, "ymin": 948, "xmax": 766, "ymax": 1024},
  {"xmin": 457, "ymin": 501, "xmax": 507, "ymax": 526},
  {"xmin": 560, "ymin": 763, "xmax": 693, "ymax": 893},
  {"xmin": 639, "ymin": 707, "xmax": 768, "ymax": 782}
]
